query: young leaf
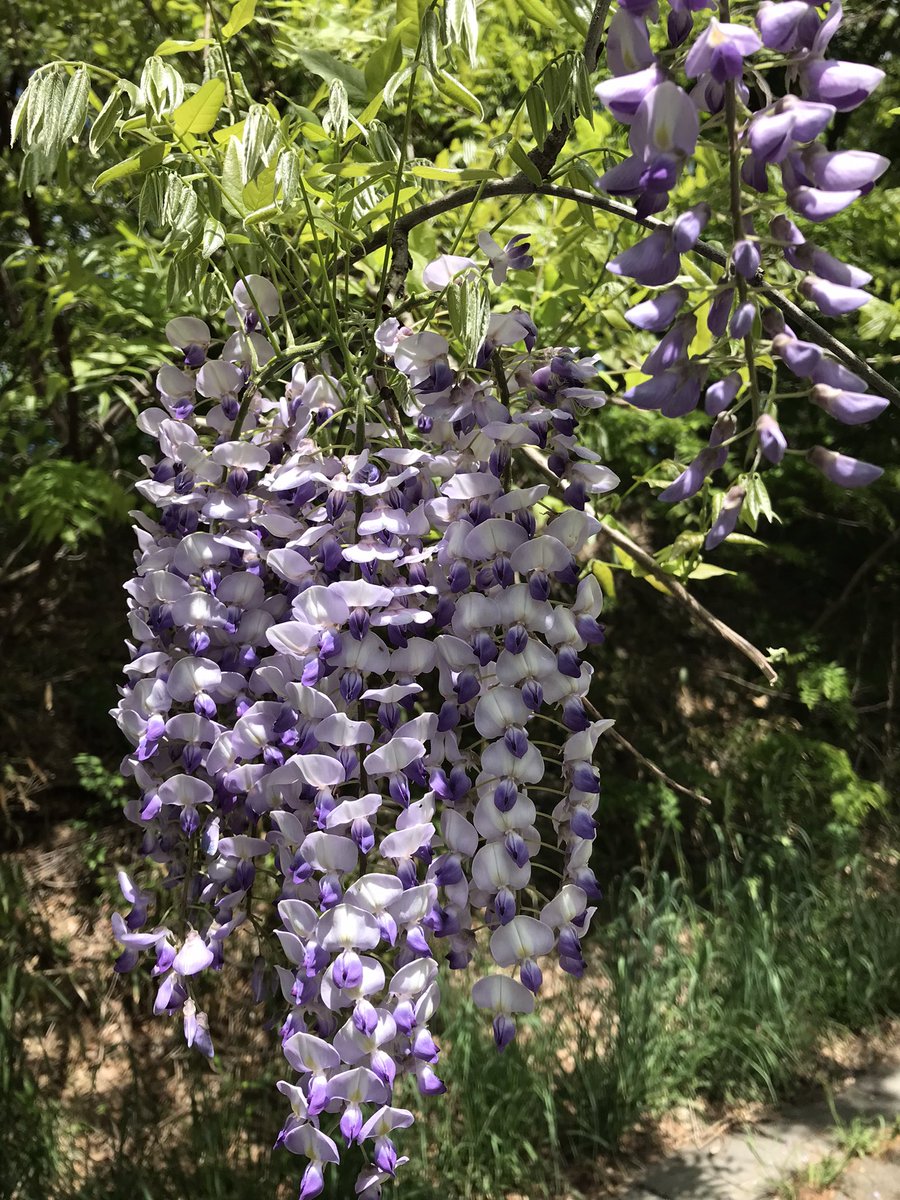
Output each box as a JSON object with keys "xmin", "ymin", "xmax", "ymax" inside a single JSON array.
[
  {"xmin": 155, "ymin": 38, "xmax": 215, "ymax": 55},
  {"xmin": 88, "ymin": 87, "xmax": 125, "ymax": 156},
  {"xmin": 421, "ymin": 7, "xmax": 441, "ymax": 74},
  {"xmin": 172, "ymin": 79, "xmax": 226, "ymax": 136},
  {"xmin": 444, "ymin": 0, "xmax": 478, "ymax": 66},
  {"xmin": 525, "ymin": 85, "xmax": 548, "ymax": 146},
  {"xmin": 61, "ymin": 67, "xmax": 90, "ymax": 142},
  {"xmin": 508, "ymin": 139, "xmax": 543, "ymax": 185},
  {"xmin": 41, "ymin": 66, "xmax": 67, "ymax": 156},
  {"xmin": 328, "ymin": 79, "xmax": 349, "ymax": 141},
  {"xmin": 93, "ymin": 141, "xmax": 167, "ymax": 190},
  {"xmin": 297, "ymin": 50, "xmax": 368, "ymax": 103},
  {"xmin": 276, "ymin": 148, "xmax": 301, "ymax": 210},
  {"xmin": 447, "ymin": 276, "xmax": 490, "ymax": 366},
  {"xmin": 10, "ymin": 78, "xmax": 30, "ymax": 146},
  {"xmin": 201, "ymin": 216, "xmax": 225, "ymax": 257},
  {"xmin": 384, "ymin": 62, "xmax": 415, "ymax": 110},
  {"xmin": 519, "ymin": 0, "xmax": 557, "ymax": 30},
  {"xmin": 222, "ymin": 0, "xmax": 257, "ymax": 39},
  {"xmin": 436, "ymin": 70, "xmax": 483, "ymax": 120}
]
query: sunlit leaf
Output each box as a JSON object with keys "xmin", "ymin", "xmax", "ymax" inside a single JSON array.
[{"xmin": 172, "ymin": 79, "xmax": 226, "ymax": 136}]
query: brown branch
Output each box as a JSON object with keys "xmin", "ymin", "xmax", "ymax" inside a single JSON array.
[{"xmin": 521, "ymin": 444, "xmax": 779, "ymax": 684}]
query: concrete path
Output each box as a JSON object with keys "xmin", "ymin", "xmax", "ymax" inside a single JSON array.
[{"xmin": 619, "ymin": 1067, "xmax": 900, "ymax": 1200}]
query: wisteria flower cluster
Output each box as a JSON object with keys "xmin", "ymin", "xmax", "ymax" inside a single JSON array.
[
  {"xmin": 597, "ymin": 0, "xmax": 887, "ymax": 544},
  {"xmin": 112, "ymin": 251, "xmax": 619, "ymax": 1197},
  {"xmin": 107, "ymin": 3, "xmax": 893, "ymax": 1195}
]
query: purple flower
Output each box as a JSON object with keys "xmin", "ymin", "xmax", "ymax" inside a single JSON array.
[
  {"xmin": 658, "ymin": 446, "xmax": 723, "ymax": 503},
  {"xmin": 810, "ymin": 385, "xmax": 889, "ymax": 426},
  {"xmin": 685, "ymin": 20, "xmax": 761, "ymax": 83},
  {"xmin": 608, "ymin": 228, "xmax": 681, "ymax": 286},
  {"xmin": 807, "ymin": 446, "xmax": 884, "ymax": 488},
  {"xmin": 799, "ymin": 275, "xmax": 869, "ymax": 318},
  {"xmin": 732, "ymin": 238, "xmax": 761, "ymax": 280},
  {"xmin": 625, "ymin": 286, "xmax": 687, "ymax": 331},
  {"xmin": 606, "ymin": 8, "xmax": 655, "ymax": 77},
  {"xmin": 705, "ymin": 485, "xmax": 745, "ymax": 550},
  {"xmin": 757, "ymin": 414, "xmax": 787, "ymax": 464},
  {"xmin": 595, "ymin": 65, "xmax": 665, "ymax": 123},
  {"xmin": 756, "ymin": 1, "xmax": 813, "ymax": 52},
  {"xmin": 802, "ymin": 59, "xmax": 885, "ymax": 112},
  {"xmin": 477, "ymin": 232, "xmax": 534, "ymax": 284},
  {"xmin": 600, "ymin": 82, "xmax": 699, "ymax": 208}
]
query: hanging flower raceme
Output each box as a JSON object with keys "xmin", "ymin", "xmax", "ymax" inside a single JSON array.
[
  {"xmin": 113, "ymin": 247, "xmax": 619, "ymax": 1196},
  {"xmin": 594, "ymin": 0, "xmax": 887, "ymax": 547}
]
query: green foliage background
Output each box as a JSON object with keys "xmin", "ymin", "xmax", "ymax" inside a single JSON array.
[{"xmin": 0, "ymin": 1, "xmax": 898, "ymax": 1197}]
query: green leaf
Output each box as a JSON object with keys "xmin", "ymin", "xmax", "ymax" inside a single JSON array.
[
  {"xmin": 88, "ymin": 87, "xmax": 125, "ymax": 156},
  {"xmin": 221, "ymin": 136, "xmax": 247, "ymax": 215},
  {"xmin": 435, "ymin": 70, "xmax": 483, "ymax": 120},
  {"xmin": 92, "ymin": 141, "xmax": 167, "ymax": 190},
  {"xmin": 172, "ymin": 79, "xmax": 226, "ymax": 136},
  {"xmin": 61, "ymin": 67, "xmax": 91, "ymax": 142},
  {"xmin": 221, "ymin": 0, "xmax": 257, "ymax": 39},
  {"xmin": 364, "ymin": 33, "xmax": 404, "ymax": 96},
  {"xmin": 519, "ymin": 0, "xmax": 557, "ymax": 29},
  {"xmin": 155, "ymin": 38, "xmax": 215, "ymax": 56},
  {"xmin": 201, "ymin": 216, "xmax": 225, "ymax": 257},
  {"xmin": 508, "ymin": 139, "xmax": 543, "ymax": 185},
  {"xmin": 242, "ymin": 163, "xmax": 278, "ymax": 213},
  {"xmin": 447, "ymin": 275, "xmax": 491, "ymax": 366},
  {"xmin": 320, "ymin": 160, "xmax": 393, "ymax": 178},
  {"xmin": 744, "ymin": 472, "xmax": 774, "ymax": 526},
  {"xmin": 525, "ymin": 85, "xmax": 547, "ymax": 147},
  {"xmin": 297, "ymin": 50, "xmax": 368, "ymax": 103},
  {"xmin": 688, "ymin": 563, "xmax": 737, "ymax": 580},
  {"xmin": 395, "ymin": 0, "xmax": 422, "ymax": 49},
  {"xmin": 573, "ymin": 56, "xmax": 593, "ymax": 121},
  {"xmin": 359, "ymin": 185, "xmax": 418, "ymax": 223},
  {"xmin": 857, "ymin": 297, "xmax": 898, "ymax": 341}
]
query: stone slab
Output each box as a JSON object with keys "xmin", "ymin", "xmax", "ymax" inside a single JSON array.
[
  {"xmin": 837, "ymin": 1152, "xmax": 900, "ymax": 1200},
  {"xmin": 844, "ymin": 1068, "xmax": 900, "ymax": 1117},
  {"xmin": 639, "ymin": 1134, "xmax": 777, "ymax": 1200},
  {"xmin": 620, "ymin": 1070, "xmax": 900, "ymax": 1200}
]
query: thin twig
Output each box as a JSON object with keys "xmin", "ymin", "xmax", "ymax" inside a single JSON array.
[
  {"xmin": 606, "ymin": 724, "xmax": 713, "ymax": 807},
  {"xmin": 522, "ymin": 444, "xmax": 779, "ymax": 684}
]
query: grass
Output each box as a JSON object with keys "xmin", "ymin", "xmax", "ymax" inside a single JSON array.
[
  {"xmin": 775, "ymin": 1116, "xmax": 899, "ymax": 1199},
  {"xmin": 2, "ymin": 830, "xmax": 898, "ymax": 1200}
]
